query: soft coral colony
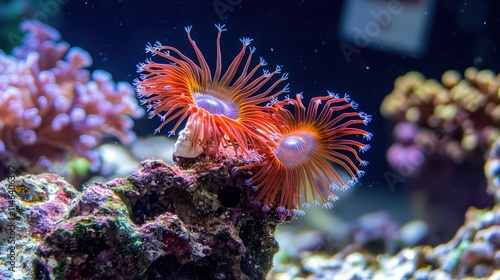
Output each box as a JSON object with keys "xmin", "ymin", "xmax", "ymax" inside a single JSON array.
[
  {"xmin": 0, "ymin": 20, "xmax": 144, "ymax": 172},
  {"xmin": 135, "ymin": 24, "xmax": 372, "ymax": 213}
]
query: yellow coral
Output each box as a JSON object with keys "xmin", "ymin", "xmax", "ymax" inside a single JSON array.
[{"xmin": 382, "ymin": 68, "xmax": 500, "ymax": 163}]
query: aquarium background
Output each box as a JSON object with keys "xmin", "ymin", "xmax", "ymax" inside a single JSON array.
[{"xmin": 1, "ymin": 0, "xmax": 500, "ymax": 264}]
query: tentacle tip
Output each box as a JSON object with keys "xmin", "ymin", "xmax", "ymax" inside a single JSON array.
[
  {"xmin": 344, "ymin": 93, "xmax": 351, "ymax": 102},
  {"xmin": 239, "ymin": 37, "xmax": 253, "ymax": 45},
  {"xmin": 144, "ymin": 42, "xmax": 152, "ymax": 50},
  {"xmin": 360, "ymin": 112, "xmax": 372, "ymax": 125},
  {"xmin": 259, "ymin": 56, "xmax": 267, "ymax": 66},
  {"xmin": 153, "ymin": 41, "xmax": 162, "ymax": 50},
  {"xmin": 283, "ymin": 83, "xmax": 290, "ymax": 93},
  {"xmin": 351, "ymin": 101, "xmax": 359, "ymax": 109},
  {"xmin": 360, "ymin": 144, "xmax": 371, "ymax": 153},
  {"xmin": 322, "ymin": 202, "xmax": 334, "ymax": 209},
  {"xmin": 215, "ymin": 23, "xmax": 227, "ymax": 32},
  {"xmin": 327, "ymin": 195, "xmax": 339, "ymax": 201},
  {"xmin": 328, "ymin": 183, "xmax": 340, "ymax": 191},
  {"xmin": 327, "ymin": 91, "xmax": 339, "ymax": 99},
  {"xmin": 136, "ymin": 63, "xmax": 145, "ymax": 73},
  {"xmin": 363, "ymin": 132, "xmax": 373, "ymax": 141},
  {"xmin": 293, "ymin": 209, "xmax": 306, "ymax": 216},
  {"xmin": 276, "ymin": 206, "xmax": 287, "ymax": 213},
  {"xmin": 347, "ymin": 177, "xmax": 358, "ymax": 187},
  {"xmin": 250, "ymin": 200, "xmax": 261, "ymax": 207}
]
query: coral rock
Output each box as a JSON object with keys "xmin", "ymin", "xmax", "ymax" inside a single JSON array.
[{"xmin": 0, "ymin": 159, "xmax": 291, "ymax": 279}]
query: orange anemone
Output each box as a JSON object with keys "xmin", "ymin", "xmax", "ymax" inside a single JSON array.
[
  {"xmin": 242, "ymin": 92, "xmax": 372, "ymax": 214},
  {"xmin": 134, "ymin": 24, "xmax": 289, "ymax": 156}
]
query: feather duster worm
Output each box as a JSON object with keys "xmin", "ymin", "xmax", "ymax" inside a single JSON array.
[
  {"xmin": 240, "ymin": 93, "xmax": 371, "ymax": 214},
  {"xmin": 135, "ymin": 24, "xmax": 289, "ymax": 156}
]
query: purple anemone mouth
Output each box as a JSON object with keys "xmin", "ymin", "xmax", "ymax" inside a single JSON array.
[
  {"xmin": 275, "ymin": 131, "xmax": 317, "ymax": 168},
  {"xmin": 193, "ymin": 93, "xmax": 239, "ymax": 119}
]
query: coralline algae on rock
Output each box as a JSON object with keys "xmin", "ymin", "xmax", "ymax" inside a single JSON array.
[
  {"xmin": 0, "ymin": 159, "xmax": 291, "ymax": 280},
  {"xmin": 0, "ymin": 172, "xmax": 78, "ymax": 279}
]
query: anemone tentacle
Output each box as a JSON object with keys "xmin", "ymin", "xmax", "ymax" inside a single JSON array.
[
  {"xmin": 135, "ymin": 25, "xmax": 288, "ymax": 156},
  {"xmin": 136, "ymin": 25, "xmax": 372, "ymax": 213},
  {"xmin": 243, "ymin": 93, "xmax": 372, "ymax": 211}
]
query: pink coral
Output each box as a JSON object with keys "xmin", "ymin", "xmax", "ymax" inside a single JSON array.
[{"xmin": 0, "ymin": 20, "xmax": 144, "ymax": 171}]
